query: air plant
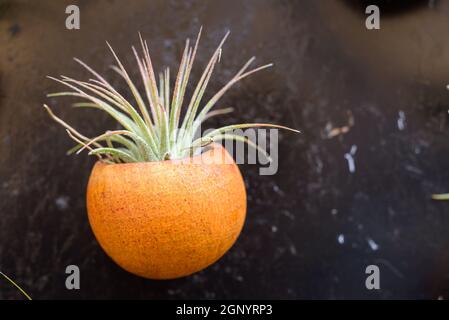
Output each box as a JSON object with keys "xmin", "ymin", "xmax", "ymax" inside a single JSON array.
[
  {"xmin": 44, "ymin": 28, "xmax": 298, "ymax": 164},
  {"xmin": 44, "ymin": 29, "xmax": 299, "ymax": 279}
]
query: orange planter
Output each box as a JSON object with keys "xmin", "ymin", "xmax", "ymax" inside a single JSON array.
[{"xmin": 86, "ymin": 144, "xmax": 247, "ymax": 279}]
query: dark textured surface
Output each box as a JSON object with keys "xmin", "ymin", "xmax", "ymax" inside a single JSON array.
[{"xmin": 1, "ymin": 0, "xmax": 449, "ymax": 299}]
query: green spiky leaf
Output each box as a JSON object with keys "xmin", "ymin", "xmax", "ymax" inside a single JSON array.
[{"xmin": 44, "ymin": 29, "xmax": 299, "ymax": 164}]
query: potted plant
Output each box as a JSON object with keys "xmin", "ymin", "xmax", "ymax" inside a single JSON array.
[{"xmin": 44, "ymin": 29, "xmax": 298, "ymax": 279}]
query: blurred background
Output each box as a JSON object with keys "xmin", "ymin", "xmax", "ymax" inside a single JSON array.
[{"xmin": 1, "ymin": 0, "xmax": 449, "ymax": 299}]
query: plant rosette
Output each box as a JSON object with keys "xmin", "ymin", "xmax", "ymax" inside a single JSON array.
[{"xmin": 45, "ymin": 28, "xmax": 299, "ymax": 279}]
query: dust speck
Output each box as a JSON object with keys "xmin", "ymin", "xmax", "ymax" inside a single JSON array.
[
  {"xmin": 344, "ymin": 145, "xmax": 357, "ymax": 173},
  {"xmin": 367, "ymin": 238, "xmax": 379, "ymax": 251},
  {"xmin": 289, "ymin": 244, "xmax": 297, "ymax": 255},
  {"xmin": 397, "ymin": 110, "xmax": 406, "ymax": 131},
  {"xmin": 55, "ymin": 196, "xmax": 70, "ymax": 211},
  {"xmin": 337, "ymin": 234, "xmax": 345, "ymax": 244}
]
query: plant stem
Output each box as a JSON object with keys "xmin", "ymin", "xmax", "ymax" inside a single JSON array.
[
  {"xmin": 431, "ymin": 193, "xmax": 449, "ymax": 201},
  {"xmin": 0, "ymin": 271, "xmax": 32, "ymax": 300}
]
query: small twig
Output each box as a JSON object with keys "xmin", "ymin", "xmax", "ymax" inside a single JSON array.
[
  {"xmin": 432, "ymin": 193, "xmax": 449, "ymax": 201},
  {"xmin": 0, "ymin": 271, "xmax": 32, "ymax": 300}
]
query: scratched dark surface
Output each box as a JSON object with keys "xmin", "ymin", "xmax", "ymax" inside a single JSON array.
[{"xmin": 1, "ymin": 0, "xmax": 449, "ymax": 300}]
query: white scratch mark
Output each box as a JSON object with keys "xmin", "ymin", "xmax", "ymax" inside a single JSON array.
[
  {"xmin": 367, "ymin": 238, "xmax": 379, "ymax": 251},
  {"xmin": 337, "ymin": 234, "xmax": 345, "ymax": 245},
  {"xmin": 397, "ymin": 110, "xmax": 406, "ymax": 131},
  {"xmin": 375, "ymin": 258, "xmax": 403, "ymax": 278},
  {"xmin": 344, "ymin": 145, "xmax": 357, "ymax": 173}
]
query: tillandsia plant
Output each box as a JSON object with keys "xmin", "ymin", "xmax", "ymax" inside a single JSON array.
[
  {"xmin": 44, "ymin": 29, "xmax": 299, "ymax": 280},
  {"xmin": 44, "ymin": 28, "xmax": 298, "ymax": 164}
]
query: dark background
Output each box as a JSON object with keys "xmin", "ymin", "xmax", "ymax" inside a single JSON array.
[{"xmin": 1, "ymin": 0, "xmax": 449, "ymax": 299}]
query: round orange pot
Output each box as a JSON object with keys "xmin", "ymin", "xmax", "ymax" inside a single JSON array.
[{"xmin": 86, "ymin": 144, "xmax": 247, "ymax": 279}]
